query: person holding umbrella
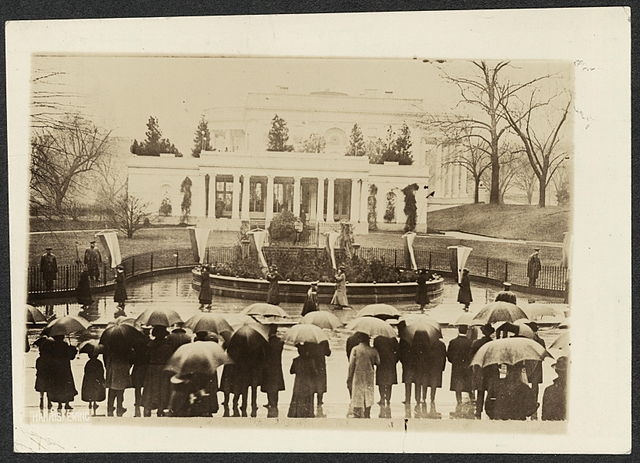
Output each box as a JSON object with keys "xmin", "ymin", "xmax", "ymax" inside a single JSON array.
[
  {"xmin": 104, "ymin": 344, "xmax": 133, "ymax": 417},
  {"xmin": 114, "ymin": 265, "xmax": 127, "ymax": 314},
  {"xmin": 266, "ymin": 265, "xmax": 281, "ymax": 305},
  {"xmin": 398, "ymin": 337, "xmax": 415, "ymax": 415},
  {"xmin": 415, "ymin": 269, "xmax": 430, "ymax": 313},
  {"xmin": 347, "ymin": 333, "xmax": 379, "ymax": 418},
  {"xmin": 48, "ymin": 335, "xmax": 78, "ymax": 411},
  {"xmin": 288, "ymin": 343, "xmax": 318, "ymax": 418},
  {"xmin": 373, "ymin": 334, "xmax": 399, "ymax": 418},
  {"xmin": 301, "ymin": 281, "xmax": 319, "ymax": 316},
  {"xmin": 131, "ymin": 331, "xmax": 150, "ymax": 418},
  {"xmin": 525, "ymin": 321, "xmax": 546, "ymax": 420},
  {"xmin": 198, "ymin": 265, "xmax": 213, "ymax": 311},
  {"xmin": 470, "ymin": 324, "xmax": 497, "ymax": 419},
  {"xmin": 306, "ymin": 339, "xmax": 331, "ymax": 417},
  {"xmin": 80, "ymin": 344, "xmax": 106, "ymax": 414},
  {"xmin": 527, "ymin": 248, "xmax": 542, "ymax": 287},
  {"xmin": 485, "ymin": 362, "xmax": 538, "ymax": 420},
  {"xmin": 424, "ymin": 336, "xmax": 447, "ymax": 418},
  {"xmin": 142, "ymin": 326, "xmax": 174, "ymax": 417},
  {"xmin": 542, "ymin": 356, "xmax": 568, "ymax": 421},
  {"xmin": 457, "ymin": 268, "xmax": 472, "ymax": 312},
  {"xmin": 447, "ymin": 325, "xmax": 474, "ymax": 418},
  {"xmin": 261, "ymin": 324, "xmax": 285, "ymax": 418},
  {"xmin": 33, "ymin": 336, "xmax": 54, "ymax": 411},
  {"xmin": 495, "ymin": 282, "xmax": 517, "ymax": 304},
  {"xmin": 331, "ymin": 265, "xmax": 349, "ymax": 309}
]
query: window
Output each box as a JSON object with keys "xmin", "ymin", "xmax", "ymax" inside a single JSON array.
[
  {"xmin": 250, "ymin": 179, "xmax": 265, "ymax": 213},
  {"xmin": 274, "ymin": 181, "xmax": 293, "ymax": 213},
  {"xmin": 334, "ymin": 181, "xmax": 352, "ymax": 220},
  {"xmin": 215, "ymin": 177, "xmax": 233, "ymax": 218}
]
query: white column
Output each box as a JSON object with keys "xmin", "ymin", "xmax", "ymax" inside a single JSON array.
[
  {"xmin": 360, "ymin": 179, "xmax": 369, "ymax": 224},
  {"xmin": 231, "ymin": 175, "xmax": 241, "ymax": 219},
  {"xmin": 349, "ymin": 179, "xmax": 359, "ymax": 223},
  {"xmin": 316, "ymin": 177, "xmax": 325, "ymax": 223},
  {"xmin": 293, "ymin": 176, "xmax": 301, "ymax": 217},
  {"xmin": 326, "ymin": 177, "xmax": 335, "ymax": 223},
  {"xmin": 265, "ymin": 176, "xmax": 274, "ymax": 223},
  {"xmin": 241, "ymin": 175, "xmax": 251, "ymax": 220}
]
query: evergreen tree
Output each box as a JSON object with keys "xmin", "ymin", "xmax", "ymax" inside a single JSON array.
[
  {"xmin": 301, "ymin": 133, "xmax": 326, "ymax": 153},
  {"xmin": 131, "ymin": 116, "xmax": 182, "ymax": 156},
  {"xmin": 381, "ymin": 123, "xmax": 413, "ymax": 165},
  {"xmin": 191, "ymin": 116, "xmax": 213, "ymax": 157},
  {"xmin": 267, "ymin": 114, "xmax": 293, "ymax": 151},
  {"xmin": 346, "ymin": 123, "xmax": 366, "ymax": 156}
]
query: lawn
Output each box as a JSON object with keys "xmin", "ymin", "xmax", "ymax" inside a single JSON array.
[{"xmin": 426, "ymin": 203, "xmax": 570, "ymax": 242}]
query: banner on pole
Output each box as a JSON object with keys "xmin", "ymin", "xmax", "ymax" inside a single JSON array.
[
  {"xmin": 402, "ymin": 231, "xmax": 418, "ymax": 270},
  {"xmin": 188, "ymin": 227, "xmax": 211, "ymax": 263},
  {"xmin": 325, "ymin": 231, "xmax": 340, "ymax": 270},
  {"xmin": 447, "ymin": 245, "xmax": 473, "ymax": 283},
  {"xmin": 248, "ymin": 229, "xmax": 269, "ymax": 269},
  {"xmin": 95, "ymin": 230, "xmax": 122, "ymax": 268}
]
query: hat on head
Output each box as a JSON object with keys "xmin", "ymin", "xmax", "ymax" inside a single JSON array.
[
  {"xmin": 116, "ymin": 265, "xmax": 124, "ymax": 271},
  {"xmin": 526, "ymin": 321, "xmax": 539, "ymax": 332},
  {"xmin": 338, "ymin": 264, "xmax": 346, "ymax": 270},
  {"xmin": 480, "ymin": 324, "xmax": 495, "ymax": 335},
  {"xmin": 311, "ymin": 281, "xmax": 319, "ymax": 286},
  {"xmin": 534, "ymin": 248, "xmax": 540, "ymax": 252},
  {"xmin": 503, "ymin": 282, "xmax": 512, "ymax": 288},
  {"xmin": 552, "ymin": 356, "xmax": 569, "ymax": 371},
  {"xmin": 89, "ymin": 240, "xmax": 96, "ymax": 244},
  {"xmin": 45, "ymin": 247, "xmax": 53, "ymax": 251}
]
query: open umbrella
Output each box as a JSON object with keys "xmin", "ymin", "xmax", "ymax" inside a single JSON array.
[
  {"xmin": 26, "ymin": 305, "xmax": 47, "ymax": 324},
  {"xmin": 453, "ymin": 312, "xmax": 475, "ymax": 327},
  {"xmin": 226, "ymin": 325, "xmax": 269, "ymax": 364},
  {"xmin": 300, "ymin": 311, "xmax": 342, "ymax": 330},
  {"xmin": 43, "ymin": 315, "xmax": 91, "ymax": 337},
  {"xmin": 285, "ymin": 324, "xmax": 329, "ymax": 345},
  {"xmin": 100, "ymin": 323, "xmax": 146, "ymax": 354},
  {"xmin": 241, "ymin": 303, "xmax": 288, "ymax": 318},
  {"xmin": 136, "ymin": 307, "xmax": 183, "ymax": 327},
  {"xmin": 397, "ymin": 314, "xmax": 442, "ymax": 344},
  {"xmin": 496, "ymin": 320, "xmax": 534, "ymax": 339},
  {"xmin": 78, "ymin": 339, "xmax": 103, "ymax": 356},
  {"xmin": 470, "ymin": 337, "xmax": 552, "ymax": 368},
  {"xmin": 549, "ymin": 332, "xmax": 570, "ymax": 354},
  {"xmin": 471, "ymin": 301, "xmax": 528, "ymax": 326},
  {"xmin": 346, "ymin": 317, "xmax": 396, "ymax": 338},
  {"xmin": 184, "ymin": 312, "xmax": 233, "ymax": 336},
  {"xmin": 165, "ymin": 341, "xmax": 230, "ymax": 377},
  {"xmin": 522, "ymin": 303, "xmax": 563, "ymax": 320},
  {"xmin": 356, "ymin": 304, "xmax": 400, "ymax": 320}
]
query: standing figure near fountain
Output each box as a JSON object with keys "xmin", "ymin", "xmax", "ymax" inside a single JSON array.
[
  {"xmin": 198, "ymin": 265, "xmax": 213, "ymax": 311},
  {"xmin": 266, "ymin": 264, "xmax": 281, "ymax": 305},
  {"xmin": 114, "ymin": 265, "xmax": 127, "ymax": 316},
  {"xmin": 301, "ymin": 281, "xmax": 319, "ymax": 315},
  {"xmin": 415, "ymin": 269, "xmax": 430, "ymax": 313},
  {"xmin": 331, "ymin": 265, "xmax": 349, "ymax": 309},
  {"xmin": 457, "ymin": 268, "xmax": 472, "ymax": 312}
]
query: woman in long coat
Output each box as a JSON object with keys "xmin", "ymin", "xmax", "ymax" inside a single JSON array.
[
  {"xmin": 142, "ymin": 326, "xmax": 174, "ymax": 417},
  {"xmin": 131, "ymin": 335, "xmax": 149, "ymax": 417},
  {"xmin": 261, "ymin": 328, "xmax": 285, "ymax": 418},
  {"xmin": 104, "ymin": 347, "xmax": 133, "ymax": 417},
  {"xmin": 305, "ymin": 340, "xmax": 331, "ymax": 416},
  {"xmin": 198, "ymin": 265, "xmax": 213, "ymax": 310},
  {"xmin": 415, "ymin": 269, "xmax": 430, "ymax": 312},
  {"xmin": 457, "ymin": 268, "xmax": 472, "ymax": 311},
  {"xmin": 48, "ymin": 335, "xmax": 78, "ymax": 409},
  {"xmin": 301, "ymin": 282, "xmax": 319, "ymax": 316},
  {"xmin": 373, "ymin": 335, "xmax": 399, "ymax": 415},
  {"xmin": 34, "ymin": 336, "xmax": 55, "ymax": 410},
  {"xmin": 410, "ymin": 331, "xmax": 430, "ymax": 416},
  {"xmin": 398, "ymin": 338, "xmax": 414, "ymax": 407},
  {"xmin": 76, "ymin": 268, "xmax": 93, "ymax": 309},
  {"xmin": 446, "ymin": 326, "xmax": 473, "ymax": 413},
  {"xmin": 114, "ymin": 265, "xmax": 127, "ymax": 309},
  {"xmin": 81, "ymin": 350, "xmax": 106, "ymax": 411},
  {"xmin": 287, "ymin": 344, "xmax": 318, "ymax": 418},
  {"xmin": 347, "ymin": 334, "xmax": 380, "ymax": 418},
  {"xmin": 424, "ymin": 338, "xmax": 447, "ymax": 417},
  {"xmin": 266, "ymin": 265, "xmax": 281, "ymax": 305},
  {"xmin": 331, "ymin": 265, "xmax": 349, "ymax": 308}
]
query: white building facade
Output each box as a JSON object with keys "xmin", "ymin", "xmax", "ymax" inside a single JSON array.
[{"xmin": 127, "ymin": 90, "xmax": 472, "ymax": 234}]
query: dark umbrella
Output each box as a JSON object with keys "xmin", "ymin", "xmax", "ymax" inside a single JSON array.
[
  {"xmin": 26, "ymin": 305, "xmax": 47, "ymax": 324},
  {"xmin": 226, "ymin": 325, "xmax": 269, "ymax": 364},
  {"xmin": 78, "ymin": 339, "xmax": 103, "ymax": 356},
  {"xmin": 397, "ymin": 314, "xmax": 442, "ymax": 344},
  {"xmin": 167, "ymin": 329, "xmax": 192, "ymax": 350},
  {"xmin": 356, "ymin": 303, "xmax": 401, "ymax": 320},
  {"xmin": 136, "ymin": 307, "xmax": 183, "ymax": 327},
  {"xmin": 471, "ymin": 301, "xmax": 528, "ymax": 325},
  {"xmin": 165, "ymin": 341, "xmax": 230, "ymax": 377},
  {"xmin": 43, "ymin": 315, "xmax": 91, "ymax": 337},
  {"xmin": 99, "ymin": 323, "xmax": 146, "ymax": 354},
  {"xmin": 184, "ymin": 313, "xmax": 233, "ymax": 337}
]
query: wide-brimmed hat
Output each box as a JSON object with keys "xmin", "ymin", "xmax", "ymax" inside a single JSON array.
[
  {"xmin": 552, "ymin": 356, "xmax": 569, "ymax": 371},
  {"xmin": 45, "ymin": 247, "xmax": 53, "ymax": 251},
  {"xmin": 503, "ymin": 282, "xmax": 512, "ymax": 288},
  {"xmin": 89, "ymin": 240, "xmax": 96, "ymax": 244},
  {"xmin": 534, "ymin": 248, "xmax": 540, "ymax": 252}
]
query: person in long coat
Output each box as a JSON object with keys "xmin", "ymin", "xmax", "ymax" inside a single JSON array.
[
  {"xmin": 527, "ymin": 249, "xmax": 542, "ymax": 287},
  {"xmin": 485, "ymin": 363, "xmax": 538, "ymax": 420},
  {"xmin": 288, "ymin": 344, "xmax": 318, "ymax": 418},
  {"xmin": 40, "ymin": 247, "xmax": 57, "ymax": 291},
  {"xmin": 76, "ymin": 268, "xmax": 93, "ymax": 310},
  {"xmin": 114, "ymin": 265, "xmax": 127, "ymax": 310},
  {"xmin": 425, "ymin": 339, "xmax": 447, "ymax": 417},
  {"xmin": 447, "ymin": 325, "xmax": 473, "ymax": 416},
  {"xmin": 305, "ymin": 340, "xmax": 331, "ymax": 417},
  {"xmin": 542, "ymin": 356, "xmax": 568, "ymax": 421},
  {"xmin": 266, "ymin": 265, "xmax": 281, "ymax": 305},
  {"xmin": 261, "ymin": 326, "xmax": 285, "ymax": 418},
  {"xmin": 457, "ymin": 268, "xmax": 472, "ymax": 311},
  {"xmin": 34, "ymin": 336, "xmax": 55, "ymax": 410},
  {"xmin": 198, "ymin": 265, "xmax": 213, "ymax": 310},
  {"xmin": 398, "ymin": 338, "xmax": 415, "ymax": 410},
  {"xmin": 415, "ymin": 269, "xmax": 430, "ymax": 312},
  {"xmin": 81, "ymin": 349, "xmax": 106, "ymax": 413},
  {"xmin": 470, "ymin": 324, "xmax": 498, "ymax": 419},
  {"xmin": 373, "ymin": 335, "xmax": 399, "ymax": 417},
  {"xmin": 48, "ymin": 335, "xmax": 78, "ymax": 409},
  {"xmin": 301, "ymin": 282, "xmax": 319, "ymax": 316},
  {"xmin": 331, "ymin": 265, "xmax": 349, "ymax": 308},
  {"xmin": 84, "ymin": 241, "xmax": 102, "ymax": 282},
  {"xmin": 104, "ymin": 346, "xmax": 133, "ymax": 417},
  {"xmin": 131, "ymin": 334, "xmax": 149, "ymax": 417},
  {"xmin": 526, "ymin": 321, "xmax": 546, "ymax": 419},
  {"xmin": 347, "ymin": 334, "xmax": 380, "ymax": 418},
  {"xmin": 142, "ymin": 326, "xmax": 174, "ymax": 417}
]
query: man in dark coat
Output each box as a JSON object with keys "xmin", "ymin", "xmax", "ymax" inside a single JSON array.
[
  {"xmin": 495, "ymin": 282, "xmax": 517, "ymax": 304},
  {"xmin": 306, "ymin": 340, "xmax": 331, "ymax": 417},
  {"xmin": 527, "ymin": 249, "xmax": 542, "ymax": 287},
  {"xmin": 447, "ymin": 325, "xmax": 473, "ymax": 417},
  {"xmin": 415, "ymin": 269, "xmax": 430, "ymax": 312},
  {"xmin": 424, "ymin": 338, "xmax": 447, "ymax": 418},
  {"xmin": 40, "ymin": 247, "xmax": 58, "ymax": 291},
  {"xmin": 198, "ymin": 265, "xmax": 213, "ymax": 310},
  {"xmin": 114, "ymin": 265, "xmax": 127, "ymax": 311},
  {"xmin": 457, "ymin": 268, "xmax": 472, "ymax": 311},
  {"xmin": 261, "ymin": 326, "xmax": 285, "ymax": 418},
  {"xmin": 526, "ymin": 321, "xmax": 546, "ymax": 419},
  {"xmin": 84, "ymin": 241, "xmax": 102, "ymax": 282},
  {"xmin": 346, "ymin": 332, "xmax": 365, "ymax": 360},
  {"xmin": 48, "ymin": 335, "xmax": 78, "ymax": 410},
  {"xmin": 470, "ymin": 324, "xmax": 497, "ymax": 419},
  {"xmin": 373, "ymin": 335, "xmax": 399, "ymax": 417},
  {"xmin": 398, "ymin": 338, "xmax": 414, "ymax": 412},
  {"xmin": 542, "ymin": 356, "xmax": 568, "ymax": 421},
  {"xmin": 266, "ymin": 265, "xmax": 281, "ymax": 305},
  {"xmin": 485, "ymin": 363, "xmax": 538, "ymax": 420}
]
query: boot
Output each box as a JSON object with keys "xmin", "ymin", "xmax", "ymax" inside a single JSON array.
[
  {"xmin": 223, "ymin": 406, "xmax": 230, "ymax": 417},
  {"xmin": 414, "ymin": 403, "xmax": 423, "ymax": 418},
  {"xmin": 250, "ymin": 407, "xmax": 258, "ymax": 418},
  {"xmin": 316, "ymin": 405, "xmax": 326, "ymax": 418},
  {"xmin": 39, "ymin": 397, "xmax": 44, "ymax": 410},
  {"xmin": 134, "ymin": 406, "xmax": 141, "ymax": 417},
  {"xmin": 427, "ymin": 401, "xmax": 441, "ymax": 419}
]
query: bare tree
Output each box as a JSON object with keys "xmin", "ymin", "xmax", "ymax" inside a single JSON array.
[
  {"xmin": 426, "ymin": 61, "xmax": 550, "ymax": 204},
  {"xmin": 31, "ymin": 69, "xmax": 84, "ymax": 130},
  {"xmin": 501, "ymin": 92, "xmax": 571, "ymax": 207},
  {"xmin": 108, "ymin": 189, "xmax": 150, "ymax": 238},
  {"xmin": 513, "ymin": 157, "xmax": 538, "ymax": 205},
  {"xmin": 30, "ymin": 114, "xmax": 112, "ymax": 217}
]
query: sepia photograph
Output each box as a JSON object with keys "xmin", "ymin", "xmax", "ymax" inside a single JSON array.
[{"xmin": 7, "ymin": 8, "xmax": 630, "ymax": 454}]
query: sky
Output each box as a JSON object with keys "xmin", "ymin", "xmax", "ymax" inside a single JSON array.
[{"xmin": 31, "ymin": 55, "xmax": 573, "ymax": 154}]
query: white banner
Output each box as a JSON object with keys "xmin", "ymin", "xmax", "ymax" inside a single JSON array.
[
  {"xmin": 402, "ymin": 231, "xmax": 418, "ymax": 270},
  {"xmin": 188, "ymin": 227, "xmax": 211, "ymax": 263},
  {"xmin": 248, "ymin": 229, "xmax": 269, "ymax": 269},
  {"xmin": 325, "ymin": 231, "xmax": 340, "ymax": 270},
  {"xmin": 95, "ymin": 230, "xmax": 121, "ymax": 268},
  {"xmin": 447, "ymin": 245, "xmax": 473, "ymax": 283}
]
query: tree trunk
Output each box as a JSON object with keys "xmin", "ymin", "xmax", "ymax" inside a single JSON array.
[
  {"xmin": 474, "ymin": 178, "xmax": 480, "ymax": 203},
  {"xmin": 490, "ymin": 155, "xmax": 501, "ymax": 204},
  {"xmin": 538, "ymin": 178, "xmax": 547, "ymax": 207}
]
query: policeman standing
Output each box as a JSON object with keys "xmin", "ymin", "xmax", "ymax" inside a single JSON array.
[
  {"xmin": 84, "ymin": 240, "xmax": 102, "ymax": 282},
  {"xmin": 40, "ymin": 247, "xmax": 58, "ymax": 292}
]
